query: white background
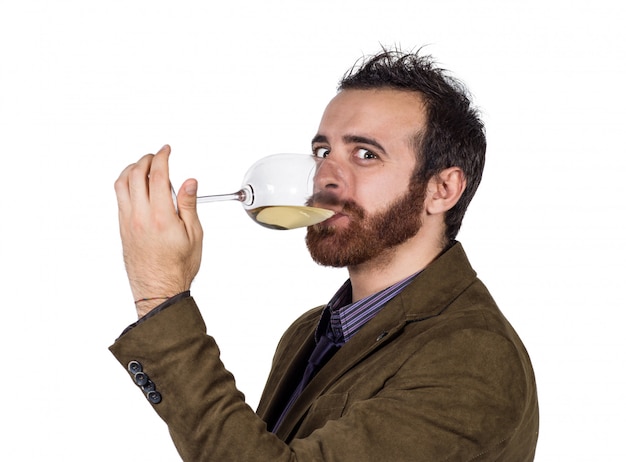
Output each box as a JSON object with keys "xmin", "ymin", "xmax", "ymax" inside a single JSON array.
[{"xmin": 1, "ymin": 1, "xmax": 624, "ymax": 460}]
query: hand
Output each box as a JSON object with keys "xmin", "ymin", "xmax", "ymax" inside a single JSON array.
[{"xmin": 114, "ymin": 145, "xmax": 203, "ymax": 317}]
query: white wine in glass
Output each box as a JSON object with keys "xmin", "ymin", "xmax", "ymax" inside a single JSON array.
[{"xmin": 175, "ymin": 154, "xmax": 335, "ymax": 230}]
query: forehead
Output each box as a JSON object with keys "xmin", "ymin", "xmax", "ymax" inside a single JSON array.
[{"xmin": 318, "ymin": 88, "xmax": 427, "ymax": 136}]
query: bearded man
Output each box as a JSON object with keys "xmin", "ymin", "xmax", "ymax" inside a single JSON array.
[{"xmin": 111, "ymin": 50, "xmax": 539, "ymax": 461}]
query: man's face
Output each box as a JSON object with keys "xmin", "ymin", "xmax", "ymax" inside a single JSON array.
[{"xmin": 306, "ymin": 88, "xmax": 428, "ymax": 268}]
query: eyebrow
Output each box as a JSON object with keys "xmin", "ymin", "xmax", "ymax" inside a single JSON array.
[{"xmin": 311, "ymin": 134, "xmax": 388, "ymax": 155}]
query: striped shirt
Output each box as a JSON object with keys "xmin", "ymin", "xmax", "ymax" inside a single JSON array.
[
  {"xmin": 317, "ymin": 271, "xmax": 421, "ymax": 344},
  {"xmin": 270, "ymin": 271, "xmax": 422, "ymax": 433}
]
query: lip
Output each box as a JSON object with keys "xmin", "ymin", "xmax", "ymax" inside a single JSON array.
[
  {"xmin": 319, "ymin": 210, "xmax": 347, "ymax": 226},
  {"xmin": 310, "ymin": 202, "xmax": 347, "ymax": 225}
]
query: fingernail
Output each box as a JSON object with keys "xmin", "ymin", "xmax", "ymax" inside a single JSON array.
[{"xmin": 185, "ymin": 182, "xmax": 197, "ymax": 196}]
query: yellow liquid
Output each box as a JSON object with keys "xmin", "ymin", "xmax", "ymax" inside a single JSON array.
[{"xmin": 247, "ymin": 206, "xmax": 335, "ymax": 230}]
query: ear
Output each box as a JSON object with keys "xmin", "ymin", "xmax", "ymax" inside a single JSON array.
[{"xmin": 424, "ymin": 167, "xmax": 467, "ymax": 215}]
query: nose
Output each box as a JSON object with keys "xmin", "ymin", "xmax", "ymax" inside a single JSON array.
[{"xmin": 313, "ymin": 157, "xmax": 347, "ymax": 195}]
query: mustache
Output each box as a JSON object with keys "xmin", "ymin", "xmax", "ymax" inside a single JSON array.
[{"xmin": 307, "ymin": 191, "xmax": 365, "ymax": 219}]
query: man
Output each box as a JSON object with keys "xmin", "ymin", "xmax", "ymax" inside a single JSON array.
[{"xmin": 111, "ymin": 50, "xmax": 539, "ymax": 461}]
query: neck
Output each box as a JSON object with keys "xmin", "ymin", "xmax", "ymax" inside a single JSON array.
[{"xmin": 347, "ymin": 229, "xmax": 445, "ymax": 302}]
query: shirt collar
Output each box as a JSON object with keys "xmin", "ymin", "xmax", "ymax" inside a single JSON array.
[{"xmin": 318, "ymin": 271, "xmax": 421, "ymax": 344}]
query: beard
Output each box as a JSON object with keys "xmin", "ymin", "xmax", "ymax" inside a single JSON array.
[{"xmin": 305, "ymin": 179, "xmax": 427, "ymax": 268}]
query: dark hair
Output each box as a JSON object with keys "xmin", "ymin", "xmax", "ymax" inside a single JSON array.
[{"xmin": 339, "ymin": 48, "xmax": 486, "ymax": 242}]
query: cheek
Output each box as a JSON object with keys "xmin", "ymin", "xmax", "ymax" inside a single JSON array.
[{"xmin": 357, "ymin": 172, "xmax": 412, "ymax": 212}]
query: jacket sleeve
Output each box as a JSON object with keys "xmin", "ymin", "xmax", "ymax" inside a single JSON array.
[
  {"xmin": 110, "ymin": 297, "xmax": 536, "ymax": 461},
  {"xmin": 110, "ymin": 297, "xmax": 292, "ymax": 461}
]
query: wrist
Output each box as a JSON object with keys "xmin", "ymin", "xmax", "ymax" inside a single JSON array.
[
  {"xmin": 134, "ymin": 296, "xmax": 172, "ymax": 318},
  {"xmin": 132, "ymin": 290, "xmax": 192, "ymax": 319},
  {"xmin": 116, "ymin": 291, "xmax": 192, "ymax": 338}
]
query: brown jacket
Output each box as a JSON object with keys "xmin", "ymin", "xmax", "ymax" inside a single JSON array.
[{"xmin": 110, "ymin": 243, "xmax": 539, "ymax": 461}]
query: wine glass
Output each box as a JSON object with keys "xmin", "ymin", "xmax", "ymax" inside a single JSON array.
[{"xmin": 173, "ymin": 153, "xmax": 334, "ymax": 230}]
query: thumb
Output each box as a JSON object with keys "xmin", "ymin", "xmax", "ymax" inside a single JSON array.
[{"xmin": 177, "ymin": 178, "xmax": 199, "ymax": 216}]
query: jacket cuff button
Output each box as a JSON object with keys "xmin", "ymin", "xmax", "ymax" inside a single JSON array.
[
  {"xmin": 142, "ymin": 380, "xmax": 156, "ymax": 393},
  {"xmin": 127, "ymin": 361, "xmax": 143, "ymax": 374},
  {"xmin": 147, "ymin": 391, "xmax": 162, "ymax": 404},
  {"xmin": 134, "ymin": 372, "xmax": 149, "ymax": 387}
]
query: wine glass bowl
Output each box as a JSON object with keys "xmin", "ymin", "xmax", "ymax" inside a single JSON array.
[
  {"xmin": 240, "ymin": 153, "xmax": 317, "ymax": 209},
  {"xmin": 193, "ymin": 153, "xmax": 335, "ymax": 230}
]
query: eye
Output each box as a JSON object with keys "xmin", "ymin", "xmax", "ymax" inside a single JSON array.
[
  {"xmin": 313, "ymin": 147, "xmax": 330, "ymax": 158},
  {"xmin": 355, "ymin": 148, "xmax": 378, "ymax": 160}
]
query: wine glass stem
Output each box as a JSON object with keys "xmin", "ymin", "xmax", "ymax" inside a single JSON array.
[{"xmin": 196, "ymin": 191, "xmax": 245, "ymax": 203}]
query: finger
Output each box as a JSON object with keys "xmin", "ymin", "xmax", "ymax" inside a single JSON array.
[
  {"xmin": 149, "ymin": 145, "xmax": 174, "ymax": 210},
  {"xmin": 128, "ymin": 153, "xmax": 156, "ymax": 207},
  {"xmin": 114, "ymin": 154, "xmax": 153, "ymax": 215},
  {"xmin": 114, "ymin": 162, "xmax": 135, "ymax": 210}
]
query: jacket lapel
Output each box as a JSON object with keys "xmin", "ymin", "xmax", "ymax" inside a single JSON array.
[
  {"xmin": 273, "ymin": 298, "xmax": 409, "ymax": 440},
  {"xmin": 272, "ymin": 243, "xmax": 477, "ymax": 441},
  {"xmin": 256, "ymin": 309, "xmax": 320, "ymax": 428}
]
